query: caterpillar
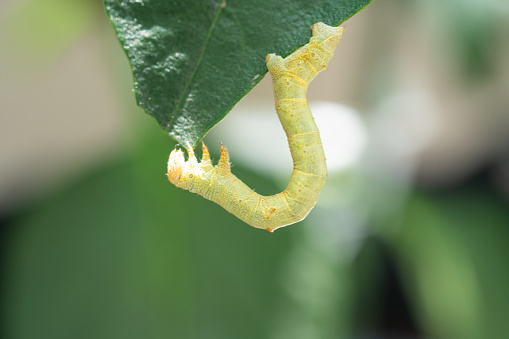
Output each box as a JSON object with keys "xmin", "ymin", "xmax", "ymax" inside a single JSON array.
[{"xmin": 167, "ymin": 22, "xmax": 343, "ymax": 232}]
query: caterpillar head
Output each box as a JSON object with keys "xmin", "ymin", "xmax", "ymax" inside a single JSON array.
[
  {"xmin": 167, "ymin": 143, "xmax": 214, "ymax": 188},
  {"xmin": 167, "ymin": 149, "xmax": 186, "ymax": 185}
]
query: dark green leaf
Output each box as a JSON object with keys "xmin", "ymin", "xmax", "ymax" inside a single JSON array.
[{"xmin": 104, "ymin": 0, "xmax": 373, "ymax": 146}]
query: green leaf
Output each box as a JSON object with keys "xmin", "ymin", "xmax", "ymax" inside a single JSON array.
[{"xmin": 104, "ymin": 0, "xmax": 372, "ymax": 146}]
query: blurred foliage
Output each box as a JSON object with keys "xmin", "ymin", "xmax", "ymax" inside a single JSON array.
[
  {"xmin": 2, "ymin": 129, "xmax": 296, "ymax": 339},
  {"xmin": 431, "ymin": 0, "xmax": 506, "ymax": 78},
  {"xmin": 394, "ymin": 181, "xmax": 509, "ymax": 338},
  {"xmin": 0, "ymin": 0, "xmax": 97, "ymax": 67},
  {"xmin": 3, "ymin": 125, "xmax": 509, "ymax": 338}
]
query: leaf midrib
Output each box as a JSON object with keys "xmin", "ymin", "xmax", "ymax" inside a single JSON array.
[{"xmin": 169, "ymin": 1, "xmax": 226, "ymax": 134}]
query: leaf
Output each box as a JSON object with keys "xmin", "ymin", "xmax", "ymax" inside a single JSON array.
[{"xmin": 104, "ymin": 0, "xmax": 373, "ymax": 146}]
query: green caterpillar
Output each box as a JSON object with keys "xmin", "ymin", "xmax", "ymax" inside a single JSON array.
[{"xmin": 167, "ymin": 22, "xmax": 343, "ymax": 232}]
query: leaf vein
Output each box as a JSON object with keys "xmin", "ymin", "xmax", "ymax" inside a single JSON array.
[{"xmin": 169, "ymin": 1, "xmax": 226, "ymax": 130}]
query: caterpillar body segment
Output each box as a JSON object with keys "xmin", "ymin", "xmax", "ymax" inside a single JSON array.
[{"xmin": 167, "ymin": 23, "xmax": 344, "ymax": 231}]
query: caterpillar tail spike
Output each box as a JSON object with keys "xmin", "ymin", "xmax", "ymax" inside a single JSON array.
[{"xmin": 167, "ymin": 22, "xmax": 344, "ymax": 231}]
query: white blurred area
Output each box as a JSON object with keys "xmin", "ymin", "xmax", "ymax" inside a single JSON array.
[
  {"xmin": 1, "ymin": 0, "xmax": 509, "ymax": 212},
  {"xmin": 208, "ymin": 98, "xmax": 368, "ymax": 179}
]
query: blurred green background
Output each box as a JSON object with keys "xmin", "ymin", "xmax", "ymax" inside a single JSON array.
[{"xmin": 1, "ymin": 0, "xmax": 509, "ymax": 338}]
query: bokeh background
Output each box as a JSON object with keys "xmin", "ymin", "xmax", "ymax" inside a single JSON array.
[{"xmin": 2, "ymin": 0, "xmax": 509, "ymax": 338}]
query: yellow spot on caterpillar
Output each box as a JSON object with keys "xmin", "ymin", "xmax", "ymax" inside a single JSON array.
[{"xmin": 264, "ymin": 207, "xmax": 277, "ymax": 220}]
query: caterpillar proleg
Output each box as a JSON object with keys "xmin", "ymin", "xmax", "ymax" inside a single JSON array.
[{"xmin": 167, "ymin": 22, "xmax": 343, "ymax": 231}]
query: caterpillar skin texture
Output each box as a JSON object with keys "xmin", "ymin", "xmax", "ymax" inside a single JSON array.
[{"xmin": 167, "ymin": 23, "xmax": 343, "ymax": 232}]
